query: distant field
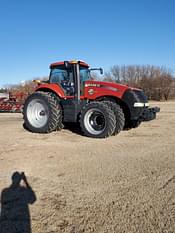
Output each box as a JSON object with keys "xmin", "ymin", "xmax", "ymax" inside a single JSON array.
[{"xmin": 0, "ymin": 101, "xmax": 175, "ymax": 233}]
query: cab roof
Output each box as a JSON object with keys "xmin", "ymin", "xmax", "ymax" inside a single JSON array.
[{"xmin": 50, "ymin": 60, "xmax": 89, "ymax": 68}]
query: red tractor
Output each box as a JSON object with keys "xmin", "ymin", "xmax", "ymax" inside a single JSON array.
[{"xmin": 23, "ymin": 60, "xmax": 160, "ymax": 138}]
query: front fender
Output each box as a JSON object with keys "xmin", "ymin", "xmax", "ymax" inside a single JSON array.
[{"xmin": 122, "ymin": 89, "xmax": 148, "ymax": 120}]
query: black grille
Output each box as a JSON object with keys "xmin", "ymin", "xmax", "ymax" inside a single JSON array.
[{"xmin": 133, "ymin": 90, "xmax": 148, "ymax": 103}]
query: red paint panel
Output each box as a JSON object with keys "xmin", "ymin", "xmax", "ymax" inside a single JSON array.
[
  {"xmin": 50, "ymin": 61, "xmax": 89, "ymax": 68},
  {"xmin": 84, "ymin": 80, "xmax": 129, "ymax": 100},
  {"xmin": 35, "ymin": 83, "xmax": 66, "ymax": 98}
]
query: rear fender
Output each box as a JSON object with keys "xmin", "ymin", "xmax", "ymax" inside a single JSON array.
[{"xmin": 35, "ymin": 83, "xmax": 65, "ymax": 99}]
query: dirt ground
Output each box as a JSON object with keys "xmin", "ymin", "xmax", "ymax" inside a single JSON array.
[{"xmin": 0, "ymin": 101, "xmax": 175, "ymax": 233}]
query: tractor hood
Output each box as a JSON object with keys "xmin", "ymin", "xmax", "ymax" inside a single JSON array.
[
  {"xmin": 85, "ymin": 80, "xmax": 141, "ymax": 92},
  {"xmin": 84, "ymin": 80, "xmax": 138, "ymax": 99},
  {"xmin": 84, "ymin": 80, "xmax": 148, "ymax": 109}
]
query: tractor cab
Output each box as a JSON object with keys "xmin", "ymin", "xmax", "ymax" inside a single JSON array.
[
  {"xmin": 49, "ymin": 60, "xmax": 103, "ymax": 97},
  {"xmin": 49, "ymin": 61, "xmax": 90, "ymax": 96}
]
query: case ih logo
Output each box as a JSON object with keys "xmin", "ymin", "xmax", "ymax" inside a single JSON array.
[
  {"xmin": 85, "ymin": 83, "xmax": 101, "ymax": 87},
  {"xmin": 85, "ymin": 83, "xmax": 119, "ymax": 92},
  {"xmin": 88, "ymin": 89, "xmax": 95, "ymax": 95}
]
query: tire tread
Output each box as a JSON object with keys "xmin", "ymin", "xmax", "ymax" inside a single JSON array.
[
  {"xmin": 80, "ymin": 101, "xmax": 116, "ymax": 138},
  {"xmin": 102, "ymin": 101, "xmax": 125, "ymax": 135},
  {"xmin": 23, "ymin": 91, "xmax": 62, "ymax": 133}
]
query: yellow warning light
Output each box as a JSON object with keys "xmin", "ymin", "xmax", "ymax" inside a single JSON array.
[
  {"xmin": 33, "ymin": 79, "xmax": 41, "ymax": 85},
  {"xmin": 70, "ymin": 60, "xmax": 78, "ymax": 64}
]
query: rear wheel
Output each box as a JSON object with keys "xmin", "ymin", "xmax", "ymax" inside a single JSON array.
[
  {"xmin": 23, "ymin": 91, "xmax": 62, "ymax": 133},
  {"xmin": 80, "ymin": 102, "xmax": 116, "ymax": 138},
  {"xmin": 48, "ymin": 92, "xmax": 64, "ymax": 130}
]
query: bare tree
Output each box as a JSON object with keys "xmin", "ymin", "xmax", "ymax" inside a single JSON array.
[{"xmin": 103, "ymin": 65, "xmax": 175, "ymax": 100}]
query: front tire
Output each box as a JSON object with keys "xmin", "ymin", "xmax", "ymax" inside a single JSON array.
[
  {"xmin": 80, "ymin": 102, "xmax": 116, "ymax": 138},
  {"xmin": 102, "ymin": 101, "xmax": 125, "ymax": 135},
  {"xmin": 23, "ymin": 91, "xmax": 62, "ymax": 133}
]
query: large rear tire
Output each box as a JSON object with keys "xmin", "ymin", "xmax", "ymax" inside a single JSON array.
[
  {"xmin": 48, "ymin": 92, "xmax": 64, "ymax": 131},
  {"xmin": 80, "ymin": 102, "xmax": 116, "ymax": 138},
  {"xmin": 23, "ymin": 91, "xmax": 62, "ymax": 133}
]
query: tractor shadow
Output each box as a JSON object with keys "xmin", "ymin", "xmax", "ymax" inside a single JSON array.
[
  {"xmin": 63, "ymin": 122, "xmax": 84, "ymax": 136},
  {"xmin": 0, "ymin": 172, "xmax": 36, "ymax": 233}
]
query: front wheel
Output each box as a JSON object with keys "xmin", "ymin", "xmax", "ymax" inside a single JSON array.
[
  {"xmin": 23, "ymin": 91, "xmax": 62, "ymax": 133},
  {"xmin": 102, "ymin": 101, "xmax": 125, "ymax": 135},
  {"xmin": 80, "ymin": 102, "xmax": 116, "ymax": 138}
]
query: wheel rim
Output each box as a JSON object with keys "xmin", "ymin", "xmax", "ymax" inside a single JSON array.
[
  {"xmin": 26, "ymin": 99, "xmax": 49, "ymax": 128},
  {"xmin": 84, "ymin": 108, "xmax": 106, "ymax": 135}
]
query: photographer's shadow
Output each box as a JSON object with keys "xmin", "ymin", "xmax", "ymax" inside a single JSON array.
[{"xmin": 0, "ymin": 172, "xmax": 36, "ymax": 233}]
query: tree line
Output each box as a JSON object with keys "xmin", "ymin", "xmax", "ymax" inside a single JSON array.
[
  {"xmin": 1, "ymin": 65, "xmax": 175, "ymax": 101},
  {"xmin": 103, "ymin": 65, "xmax": 175, "ymax": 100}
]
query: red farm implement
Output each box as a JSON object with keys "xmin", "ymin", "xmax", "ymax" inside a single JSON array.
[{"xmin": 0, "ymin": 92, "xmax": 27, "ymax": 113}]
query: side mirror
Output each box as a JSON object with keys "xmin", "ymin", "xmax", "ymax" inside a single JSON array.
[
  {"xmin": 100, "ymin": 68, "xmax": 103, "ymax": 75},
  {"xmin": 89, "ymin": 68, "xmax": 104, "ymax": 75}
]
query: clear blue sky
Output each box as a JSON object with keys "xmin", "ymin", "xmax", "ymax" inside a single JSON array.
[{"xmin": 0, "ymin": 0, "xmax": 175, "ymax": 86}]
